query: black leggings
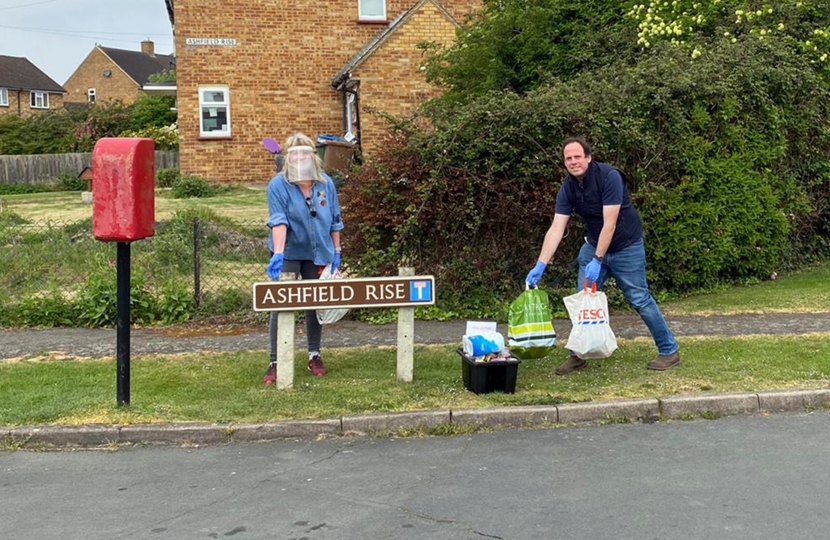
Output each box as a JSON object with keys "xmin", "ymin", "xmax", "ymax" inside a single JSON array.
[{"xmin": 269, "ymin": 260, "xmax": 322, "ymax": 363}]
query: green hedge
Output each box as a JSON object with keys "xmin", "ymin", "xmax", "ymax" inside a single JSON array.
[
  {"xmin": 0, "ymin": 96, "xmax": 177, "ymax": 155},
  {"xmin": 341, "ymin": 38, "xmax": 830, "ymax": 316}
]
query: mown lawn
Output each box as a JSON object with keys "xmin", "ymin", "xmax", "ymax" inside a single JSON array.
[
  {"xmin": 2, "ymin": 334, "xmax": 829, "ymax": 426},
  {"xmin": 2, "ymin": 187, "xmax": 267, "ymax": 223},
  {"xmin": 662, "ymin": 264, "xmax": 830, "ymax": 315}
]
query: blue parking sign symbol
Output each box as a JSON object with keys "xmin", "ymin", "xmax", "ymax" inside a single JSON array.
[{"xmin": 409, "ymin": 280, "xmax": 432, "ymax": 302}]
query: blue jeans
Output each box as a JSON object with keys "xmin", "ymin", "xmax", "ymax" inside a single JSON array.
[{"xmin": 577, "ymin": 239, "xmax": 678, "ymax": 355}]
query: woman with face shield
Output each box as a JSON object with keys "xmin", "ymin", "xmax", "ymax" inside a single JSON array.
[{"xmin": 263, "ymin": 132, "xmax": 344, "ymax": 384}]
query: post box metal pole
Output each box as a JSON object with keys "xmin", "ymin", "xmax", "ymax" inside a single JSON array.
[
  {"xmin": 91, "ymin": 137, "xmax": 155, "ymax": 408},
  {"xmin": 116, "ymin": 241, "xmax": 131, "ymax": 406}
]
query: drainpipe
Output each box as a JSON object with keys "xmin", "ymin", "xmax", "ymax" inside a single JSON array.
[
  {"xmin": 346, "ymin": 86, "xmax": 362, "ymax": 153},
  {"xmin": 17, "ymin": 90, "xmax": 22, "ymax": 116},
  {"xmin": 335, "ymin": 73, "xmax": 362, "ymax": 153}
]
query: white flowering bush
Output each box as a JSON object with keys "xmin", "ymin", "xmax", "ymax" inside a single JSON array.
[
  {"xmin": 626, "ymin": 0, "xmax": 830, "ymax": 69},
  {"xmin": 119, "ymin": 123, "xmax": 179, "ymax": 150}
]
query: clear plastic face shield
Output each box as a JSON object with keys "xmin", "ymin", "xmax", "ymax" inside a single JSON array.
[{"xmin": 285, "ymin": 145, "xmax": 320, "ymax": 182}]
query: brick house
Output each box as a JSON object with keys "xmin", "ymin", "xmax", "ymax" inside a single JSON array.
[
  {"xmin": 63, "ymin": 41, "xmax": 175, "ymax": 105},
  {"xmin": 167, "ymin": 0, "xmax": 480, "ymax": 183},
  {"xmin": 0, "ymin": 55, "xmax": 66, "ymax": 117}
]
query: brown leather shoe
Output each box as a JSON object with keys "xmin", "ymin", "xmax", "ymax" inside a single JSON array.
[
  {"xmin": 647, "ymin": 351, "xmax": 681, "ymax": 371},
  {"xmin": 555, "ymin": 354, "xmax": 587, "ymax": 376}
]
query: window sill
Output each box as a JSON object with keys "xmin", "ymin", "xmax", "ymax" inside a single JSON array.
[
  {"xmin": 198, "ymin": 135, "xmax": 233, "ymax": 141},
  {"xmin": 356, "ymin": 19, "xmax": 388, "ymax": 25}
]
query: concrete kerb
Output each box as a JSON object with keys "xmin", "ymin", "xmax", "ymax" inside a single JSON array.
[
  {"xmin": 756, "ymin": 389, "xmax": 830, "ymax": 412},
  {"xmin": 342, "ymin": 410, "xmax": 450, "ymax": 436},
  {"xmin": 9, "ymin": 425, "xmax": 120, "ymax": 448},
  {"xmin": 660, "ymin": 392, "xmax": 760, "ymax": 418},
  {"xmin": 231, "ymin": 419, "xmax": 341, "ymax": 442},
  {"xmin": 451, "ymin": 406, "xmax": 558, "ymax": 428},
  {"xmin": 558, "ymin": 399, "xmax": 660, "ymax": 424},
  {"xmin": 4, "ymin": 389, "xmax": 829, "ymax": 449},
  {"xmin": 119, "ymin": 423, "xmax": 231, "ymax": 446}
]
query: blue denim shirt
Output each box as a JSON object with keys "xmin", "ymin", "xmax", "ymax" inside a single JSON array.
[{"xmin": 266, "ymin": 172, "xmax": 344, "ymax": 265}]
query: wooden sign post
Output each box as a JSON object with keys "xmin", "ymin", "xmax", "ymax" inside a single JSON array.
[{"xmin": 253, "ymin": 272, "xmax": 435, "ymax": 388}]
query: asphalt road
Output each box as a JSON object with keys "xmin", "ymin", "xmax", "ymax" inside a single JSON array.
[{"xmin": 3, "ymin": 411, "xmax": 830, "ymax": 539}]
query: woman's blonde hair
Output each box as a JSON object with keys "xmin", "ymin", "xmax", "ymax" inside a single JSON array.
[{"xmin": 283, "ymin": 131, "xmax": 323, "ymax": 182}]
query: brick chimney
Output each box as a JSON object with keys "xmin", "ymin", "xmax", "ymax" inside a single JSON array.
[{"xmin": 141, "ymin": 40, "xmax": 155, "ymax": 56}]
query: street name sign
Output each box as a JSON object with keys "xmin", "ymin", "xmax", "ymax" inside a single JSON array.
[
  {"xmin": 185, "ymin": 37, "xmax": 238, "ymax": 46},
  {"xmin": 253, "ymin": 275, "xmax": 435, "ymax": 312}
]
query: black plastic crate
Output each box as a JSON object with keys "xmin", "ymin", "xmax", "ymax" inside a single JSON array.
[{"xmin": 457, "ymin": 349, "xmax": 521, "ymax": 395}]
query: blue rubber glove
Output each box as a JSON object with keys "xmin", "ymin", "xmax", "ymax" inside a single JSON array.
[
  {"xmin": 332, "ymin": 252, "xmax": 341, "ymax": 274},
  {"xmin": 266, "ymin": 253, "xmax": 284, "ymax": 280},
  {"xmin": 526, "ymin": 260, "xmax": 547, "ymax": 287},
  {"xmin": 585, "ymin": 257, "xmax": 602, "ymax": 283}
]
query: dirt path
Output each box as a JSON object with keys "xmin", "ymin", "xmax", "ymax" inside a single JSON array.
[{"xmin": 2, "ymin": 313, "xmax": 829, "ymax": 360}]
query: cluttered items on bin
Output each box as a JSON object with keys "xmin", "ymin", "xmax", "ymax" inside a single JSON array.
[
  {"xmin": 461, "ymin": 321, "xmax": 519, "ymax": 363},
  {"xmin": 462, "ymin": 332, "xmax": 516, "ymax": 363}
]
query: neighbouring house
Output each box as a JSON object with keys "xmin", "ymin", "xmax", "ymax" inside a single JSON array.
[
  {"xmin": 167, "ymin": 0, "xmax": 481, "ymax": 183},
  {"xmin": 0, "ymin": 55, "xmax": 66, "ymax": 117},
  {"xmin": 63, "ymin": 41, "xmax": 176, "ymax": 105}
]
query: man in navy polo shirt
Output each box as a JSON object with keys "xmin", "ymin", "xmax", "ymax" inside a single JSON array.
[{"xmin": 526, "ymin": 137, "xmax": 680, "ymax": 375}]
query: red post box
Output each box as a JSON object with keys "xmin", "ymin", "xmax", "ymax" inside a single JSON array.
[{"xmin": 92, "ymin": 138, "xmax": 155, "ymax": 242}]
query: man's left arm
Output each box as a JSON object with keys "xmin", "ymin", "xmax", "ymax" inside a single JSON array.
[
  {"xmin": 585, "ymin": 205, "xmax": 619, "ymax": 283},
  {"xmin": 595, "ymin": 205, "xmax": 620, "ymax": 260},
  {"xmin": 595, "ymin": 169, "xmax": 625, "ymax": 260}
]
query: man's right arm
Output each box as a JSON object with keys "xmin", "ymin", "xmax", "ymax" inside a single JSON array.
[{"xmin": 537, "ymin": 213, "xmax": 570, "ymax": 264}]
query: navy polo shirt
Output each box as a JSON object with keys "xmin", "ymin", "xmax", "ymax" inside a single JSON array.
[{"xmin": 555, "ymin": 161, "xmax": 643, "ymax": 253}]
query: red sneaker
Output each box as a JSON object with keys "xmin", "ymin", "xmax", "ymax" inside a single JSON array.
[
  {"xmin": 308, "ymin": 355, "xmax": 327, "ymax": 377},
  {"xmin": 263, "ymin": 363, "xmax": 277, "ymax": 385}
]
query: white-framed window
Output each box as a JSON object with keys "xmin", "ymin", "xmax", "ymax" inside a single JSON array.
[
  {"xmin": 30, "ymin": 91, "xmax": 49, "ymax": 109},
  {"xmin": 0, "ymin": 88, "xmax": 8, "ymax": 106},
  {"xmin": 358, "ymin": 0, "xmax": 386, "ymax": 21},
  {"xmin": 88, "ymin": 88, "xmax": 96, "ymax": 104},
  {"xmin": 198, "ymin": 85, "xmax": 231, "ymax": 138}
]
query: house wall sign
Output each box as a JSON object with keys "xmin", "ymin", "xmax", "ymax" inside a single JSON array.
[{"xmin": 185, "ymin": 37, "xmax": 238, "ymax": 46}]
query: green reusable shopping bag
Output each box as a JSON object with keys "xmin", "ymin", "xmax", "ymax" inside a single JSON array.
[{"xmin": 507, "ymin": 287, "xmax": 558, "ymax": 359}]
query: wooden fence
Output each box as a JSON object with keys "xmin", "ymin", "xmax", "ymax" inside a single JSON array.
[{"xmin": 0, "ymin": 151, "xmax": 179, "ymax": 185}]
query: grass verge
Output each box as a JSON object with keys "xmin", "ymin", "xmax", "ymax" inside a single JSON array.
[
  {"xmin": 661, "ymin": 264, "xmax": 830, "ymax": 315},
  {"xmin": 2, "ymin": 334, "xmax": 829, "ymax": 426}
]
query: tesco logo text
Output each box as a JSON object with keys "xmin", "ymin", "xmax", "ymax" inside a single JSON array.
[{"xmin": 578, "ymin": 308, "xmax": 607, "ymax": 322}]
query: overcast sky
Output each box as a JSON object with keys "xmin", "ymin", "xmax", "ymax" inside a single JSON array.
[{"xmin": 0, "ymin": 0, "xmax": 173, "ymax": 85}]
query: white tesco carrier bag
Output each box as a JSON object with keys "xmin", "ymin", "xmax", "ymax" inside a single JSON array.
[
  {"xmin": 316, "ymin": 264, "xmax": 350, "ymax": 325},
  {"xmin": 563, "ymin": 280, "xmax": 618, "ymax": 359}
]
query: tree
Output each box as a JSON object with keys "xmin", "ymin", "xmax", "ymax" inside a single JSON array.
[
  {"xmin": 422, "ymin": 0, "xmax": 639, "ymax": 100},
  {"xmin": 128, "ymin": 95, "xmax": 177, "ymax": 130},
  {"xmin": 148, "ymin": 69, "xmax": 176, "ymax": 83}
]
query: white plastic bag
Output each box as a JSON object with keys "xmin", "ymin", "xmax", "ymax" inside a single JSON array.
[
  {"xmin": 562, "ymin": 281, "xmax": 618, "ymax": 359},
  {"xmin": 316, "ymin": 264, "xmax": 350, "ymax": 325}
]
